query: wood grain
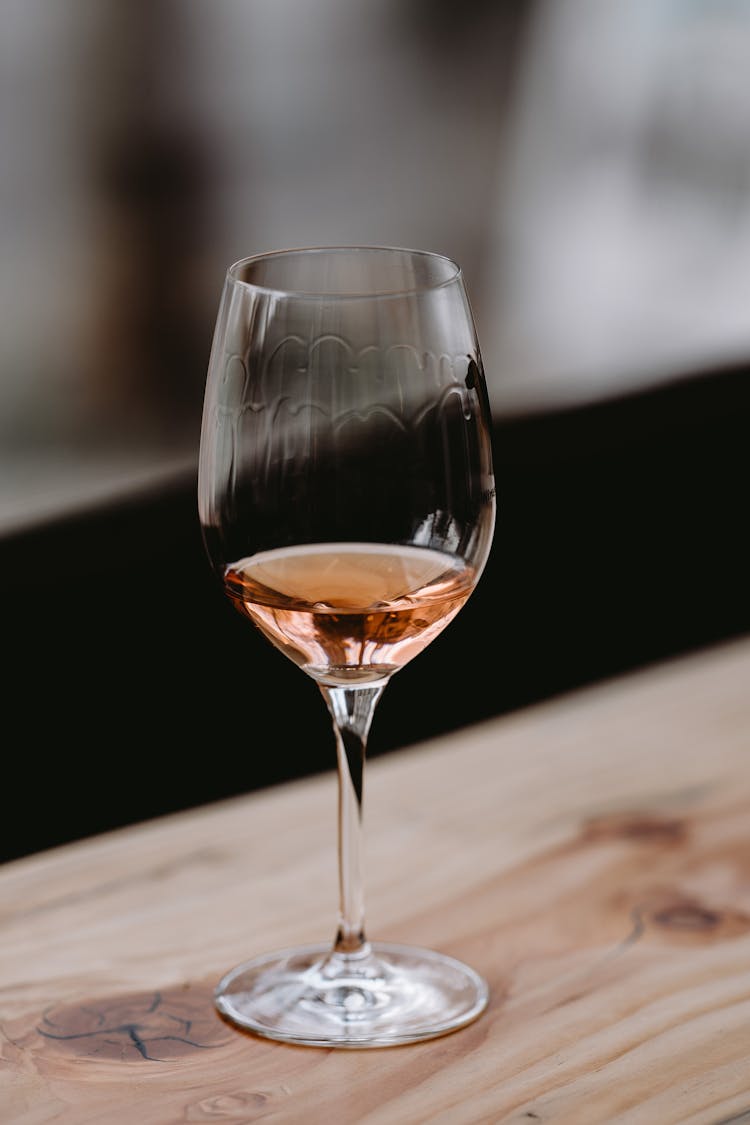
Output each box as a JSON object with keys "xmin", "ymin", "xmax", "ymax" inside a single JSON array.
[{"xmin": 2, "ymin": 636, "xmax": 750, "ymax": 1124}]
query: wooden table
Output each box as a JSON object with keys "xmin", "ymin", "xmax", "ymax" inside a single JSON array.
[{"xmin": 3, "ymin": 637, "xmax": 750, "ymax": 1124}]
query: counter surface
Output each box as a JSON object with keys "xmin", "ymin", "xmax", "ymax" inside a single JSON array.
[{"xmin": 2, "ymin": 637, "xmax": 750, "ymax": 1123}]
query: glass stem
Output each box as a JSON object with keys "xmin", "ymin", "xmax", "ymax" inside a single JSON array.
[{"xmin": 319, "ymin": 681, "xmax": 387, "ymax": 957}]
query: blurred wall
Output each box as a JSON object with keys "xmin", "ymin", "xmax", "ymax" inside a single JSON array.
[
  {"xmin": 0, "ymin": 0, "xmax": 526, "ymax": 531},
  {"xmin": 4, "ymin": 0, "xmax": 750, "ymax": 532},
  {"xmin": 481, "ymin": 0, "xmax": 750, "ymax": 413}
]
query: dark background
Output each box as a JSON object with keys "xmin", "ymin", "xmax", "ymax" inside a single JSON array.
[
  {"xmin": 4, "ymin": 357, "xmax": 748, "ymax": 864},
  {"xmin": 2, "ymin": 1, "xmax": 750, "ymax": 863}
]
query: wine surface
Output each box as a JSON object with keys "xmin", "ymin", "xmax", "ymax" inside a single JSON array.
[{"xmin": 224, "ymin": 542, "xmax": 475, "ymax": 686}]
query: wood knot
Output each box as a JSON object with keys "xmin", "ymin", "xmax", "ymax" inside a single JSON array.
[
  {"xmin": 652, "ymin": 902, "xmax": 721, "ymax": 932},
  {"xmin": 35, "ymin": 985, "xmax": 233, "ymax": 1061},
  {"xmin": 583, "ymin": 813, "xmax": 687, "ymax": 845},
  {"xmin": 189, "ymin": 1091, "xmax": 270, "ymax": 1119},
  {"xmin": 631, "ymin": 895, "xmax": 750, "ymax": 945}
]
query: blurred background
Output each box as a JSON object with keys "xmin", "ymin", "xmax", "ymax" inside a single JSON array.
[
  {"xmin": 1, "ymin": 0, "xmax": 526, "ymax": 531},
  {"xmin": 3, "ymin": 0, "xmax": 750, "ymax": 860}
]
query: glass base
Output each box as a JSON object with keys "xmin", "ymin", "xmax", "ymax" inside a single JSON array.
[{"xmin": 214, "ymin": 941, "xmax": 489, "ymax": 1048}]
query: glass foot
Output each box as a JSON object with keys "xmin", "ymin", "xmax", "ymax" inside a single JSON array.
[{"xmin": 214, "ymin": 941, "xmax": 488, "ymax": 1048}]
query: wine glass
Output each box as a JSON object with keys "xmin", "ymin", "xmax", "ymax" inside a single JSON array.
[{"xmin": 198, "ymin": 245, "xmax": 496, "ymax": 1047}]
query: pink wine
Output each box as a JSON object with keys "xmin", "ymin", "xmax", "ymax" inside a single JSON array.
[{"xmin": 223, "ymin": 542, "xmax": 476, "ymax": 686}]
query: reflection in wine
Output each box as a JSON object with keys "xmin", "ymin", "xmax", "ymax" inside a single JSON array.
[{"xmin": 223, "ymin": 542, "xmax": 475, "ymax": 686}]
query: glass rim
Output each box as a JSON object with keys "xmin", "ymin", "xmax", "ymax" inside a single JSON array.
[{"xmin": 225, "ymin": 244, "xmax": 463, "ymax": 301}]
